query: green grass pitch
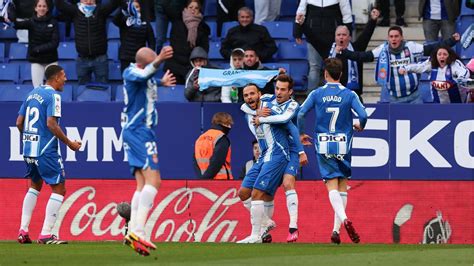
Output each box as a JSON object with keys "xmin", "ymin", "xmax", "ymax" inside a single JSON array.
[{"xmin": 0, "ymin": 242, "xmax": 473, "ymax": 265}]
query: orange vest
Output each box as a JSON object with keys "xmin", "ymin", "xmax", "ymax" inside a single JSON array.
[{"xmin": 195, "ymin": 129, "xmax": 233, "ymax": 180}]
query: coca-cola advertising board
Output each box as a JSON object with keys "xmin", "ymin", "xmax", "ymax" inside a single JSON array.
[{"xmin": 1, "ymin": 179, "xmax": 472, "ymax": 244}]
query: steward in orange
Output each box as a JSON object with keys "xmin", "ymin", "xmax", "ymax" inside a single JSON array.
[{"xmin": 194, "ymin": 112, "xmax": 234, "ymax": 179}]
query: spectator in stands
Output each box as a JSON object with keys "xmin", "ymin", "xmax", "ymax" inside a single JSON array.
[
  {"xmin": 220, "ymin": 7, "xmax": 277, "ymax": 62},
  {"xmin": 56, "ymin": 0, "xmax": 120, "ymax": 85},
  {"xmin": 400, "ymin": 45, "xmax": 470, "ymax": 103},
  {"xmin": 154, "ymin": 0, "xmax": 187, "ymax": 51},
  {"xmin": 221, "ymin": 48, "xmax": 244, "ymax": 103},
  {"xmin": 294, "ymin": 0, "xmax": 353, "ymax": 91},
  {"xmin": 216, "ymin": 0, "xmax": 245, "ymax": 37},
  {"xmin": 238, "ymin": 140, "xmax": 259, "ymax": 179},
  {"xmin": 114, "ymin": 0, "xmax": 155, "ymax": 73},
  {"xmin": 11, "ymin": 0, "xmax": 58, "ymax": 88},
  {"xmin": 184, "ymin": 46, "xmax": 221, "ymax": 102},
  {"xmin": 254, "ymin": 0, "xmax": 281, "ymax": 25},
  {"xmin": 163, "ymin": 0, "xmax": 210, "ymax": 84},
  {"xmin": 328, "ymin": 8, "xmax": 380, "ymax": 101},
  {"xmin": 12, "ymin": 0, "xmax": 37, "ymax": 42},
  {"xmin": 194, "ymin": 112, "xmax": 234, "ymax": 180},
  {"xmin": 419, "ymin": 0, "xmax": 461, "ymax": 42},
  {"xmin": 378, "ymin": 0, "xmax": 406, "ymax": 27},
  {"xmin": 335, "ymin": 26, "xmax": 460, "ymax": 103},
  {"xmin": 0, "ymin": 0, "xmax": 14, "ymax": 25}
]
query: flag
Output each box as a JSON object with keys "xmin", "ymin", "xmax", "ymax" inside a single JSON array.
[{"xmin": 198, "ymin": 68, "xmax": 279, "ymax": 91}]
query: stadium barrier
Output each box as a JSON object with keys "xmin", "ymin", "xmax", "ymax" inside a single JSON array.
[
  {"xmin": 0, "ymin": 102, "xmax": 472, "ymax": 180},
  {"xmin": 1, "ymin": 179, "xmax": 472, "ymax": 243}
]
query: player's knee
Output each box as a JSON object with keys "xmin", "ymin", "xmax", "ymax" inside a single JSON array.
[
  {"xmin": 282, "ymin": 178, "xmax": 295, "ymax": 191},
  {"xmin": 251, "ymin": 189, "xmax": 265, "ymax": 200}
]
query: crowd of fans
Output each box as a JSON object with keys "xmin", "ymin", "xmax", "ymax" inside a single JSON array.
[{"xmin": 0, "ymin": 0, "xmax": 473, "ymax": 103}]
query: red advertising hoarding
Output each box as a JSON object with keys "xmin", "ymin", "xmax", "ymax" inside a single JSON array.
[{"xmin": 1, "ymin": 179, "xmax": 472, "ymax": 244}]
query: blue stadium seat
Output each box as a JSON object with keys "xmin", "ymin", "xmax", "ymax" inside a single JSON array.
[
  {"xmin": 58, "ymin": 42, "xmax": 77, "ymax": 60},
  {"xmin": 277, "ymin": 41, "xmax": 308, "ymax": 90},
  {"xmin": 0, "ymin": 43, "xmax": 4, "ymax": 62},
  {"xmin": 262, "ymin": 21, "xmax": 294, "ymax": 40},
  {"xmin": 278, "ymin": 41, "xmax": 307, "ymax": 60},
  {"xmin": 457, "ymin": 15, "xmax": 474, "ymax": 59},
  {"xmin": 62, "ymin": 84, "xmax": 74, "ymax": 102},
  {"xmin": 206, "ymin": 21, "xmax": 218, "ymax": 40},
  {"xmin": 108, "ymin": 61, "xmax": 122, "ymax": 81},
  {"xmin": 58, "ymin": 22, "xmax": 75, "ymax": 41},
  {"xmin": 19, "ymin": 63, "xmax": 32, "ymax": 84},
  {"xmin": 245, "ymin": 0, "xmax": 255, "ymax": 12},
  {"xmin": 262, "ymin": 62, "xmax": 291, "ymax": 73},
  {"xmin": 107, "ymin": 22, "xmax": 120, "ymax": 40},
  {"xmin": 0, "ymin": 63, "xmax": 19, "ymax": 83},
  {"xmin": 461, "ymin": 0, "xmax": 474, "ymax": 15},
  {"xmin": 115, "ymin": 84, "xmax": 124, "ymax": 102},
  {"xmin": 204, "ymin": 0, "xmax": 217, "ymax": 18},
  {"xmin": 208, "ymin": 41, "xmax": 224, "ymax": 59},
  {"xmin": 0, "ymin": 27, "xmax": 17, "ymax": 40},
  {"xmin": 158, "ymin": 85, "xmax": 187, "ymax": 102},
  {"xmin": 279, "ymin": 0, "xmax": 298, "ymax": 20},
  {"xmin": 107, "ymin": 41, "xmax": 119, "ymax": 62},
  {"xmin": 0, "ymin": 84, "xmax": 31, "ymax": 101},
  {"xmin": 75, "ymin": 84, "xmax": 112, "ymax": 102},
  {"xmin": 59, "ymin": 61, "xmax": 78, "ymax": 81},
  {"xmin": 8, "ymin": 43, "xmax": 28, "ymax": 62},
  {"xmin": 221, "ymin": 21, "xmax": 238, "ymax": 37}
]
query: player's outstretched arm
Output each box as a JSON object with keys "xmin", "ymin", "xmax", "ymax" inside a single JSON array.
[
  {"xmin": 153, "ymin": 46, "xmax": 173, "ymax": 69},
  {"xmin": 47, "ymin": 117, "xmax": 82, "ymax": 151},
  {"xmin": 259, "ymin": 101, "xmax": 299, "ymax": 124}
]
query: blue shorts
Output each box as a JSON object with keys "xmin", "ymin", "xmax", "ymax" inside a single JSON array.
[
  {"xmin": 242, "ymin": 157, "xmax": 288, "ymax": 197},
  {"xmin": 316, "ymin": 152, "xmax": 352, "ymax": 181},
  {"xmin": 123, "ymin": 126, "xmax": 160, "ymax": 175},
  {"xmin": 284, "ymin": 152, "xmax": 299, "ymax": 177},
  {"xmin": 24, "ymin": 153, "xmax": 65, "ymax": 185}
]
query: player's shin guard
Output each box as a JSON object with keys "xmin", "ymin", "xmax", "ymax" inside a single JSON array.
[
  {"xmin": 20, "ymin": 188, "xmax": 40, "ymax": 232},
  {"xmin": 250, "ymin": 200, "xmax": 264, "ymax": 237},
  {"xmin": 40, "ymin": 193, "xmax": 64, "ymax": 236},
  {"xmin": 263, "ymin": 200, "xmax": 274, "ymax": 220},
  {"xmin": 285, "ymin": 190, "xmax": 298, "ymax": 229},
  {"xmin": 332, "ymin": 192, "xmax": 348, "ymax": 233},
  {"xmin": 134, "ymin": 185, "xmax": 157, "ymax": 238},
  {"xmin": 129, "ymin": 191, "xmax": 141, "ymax": 231},
  {"xmin": 328, "ymin": 190, "xmax": 347, "ymax": 222}
]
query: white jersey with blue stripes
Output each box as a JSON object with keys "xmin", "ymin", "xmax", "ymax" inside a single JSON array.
[
  {"xmin": 18, "ymin": 85, "xmax": 62, "ymax": 157},
  {"xmin": 373, "ymin": 41, "xmax": 424, "ymax": 97},
  {"xmin": 122, "ymin": 63, "xmax": 159, "ymax": 130}
]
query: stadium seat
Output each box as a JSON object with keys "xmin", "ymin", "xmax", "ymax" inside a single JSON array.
[
  {"xmin": 277, "ymin": 41, "xmax": 308, "ymax": 90},
  {"xmin": 107, "ymin": 41, "xmax": 119, "ymax": 62},
  {"xmin": 107, "ymin": 22, "xmax": 120, "ymax": 40},
  {"xmin": 203, "ymin": 0, "xmax": 217, "ymax": 18},
  {"xmin": 8, "ymin": 43, "xmax": 28, "ymax": 62},
  {"xmin": 108, "ymin": 61, "xmax": 122, "ymax": 81},
  {"xmin": 221, "ymin": 21, "xmax": 238, "ymax": 37},
  {"xmin": 262, "ymin": 63, "xmax": 291, "ymax": 74},
  {"xmin": 57, "ymin": 22, "xmax": 75, "ymax": 41},
  {"xmin": 157, "ymin": 85, "xmax": 187, "ymax": 102},
  {"xmin": 62, "ymin": 84, "xmax": 74, "ymax": 102},
  {"xmin": 262, "ymin": 21, "xmax": 294, "ymax": 40},
  {"xmin": 19, "ymin": 63, "xmax": 32, "ymax": 84},
  {"xmin": 206, "ymin": 21, "xmax": 218, "ymax": 40},
  {"xmin": 0, "ymin": 43, "xmax": 4, "ymax": 62},
  {"xmin": 208, "ymin": 41, "xmax": 224, "ymax": 59},
  {"xmin": 0, "ymin": 27, "xmax": 17, "ymax": 40},
  {"xmin": 58, "ymin": 61, "xmax": 78, "ymax": 82},
  {"xmin": 457, "ymin": 15, "xmax": 474, "ymax": 59},
  {"xmin": 75, "ymin": 84, "xmax": 112, "ymax": 102},
  {"xmin": 58, "ymin": 42, "xmax": 77, "ymax": 60},
  {"xmin": 461, "ymin": 0, "xmax": 474, "ymax": 15},
  {"xmin": 0, "ymin": 63, "xmax": 19, "ymax": 83},
  {"xmin": 279, "ymin": 0, "xmax": 298, "ymax": 20},
  {"xmin": 0, "ymin": 84, "xmax": 31, "ymax": 101},
  {"xmin": 278, "ymin": 41, "xmax": 307, "ymax": 60}
]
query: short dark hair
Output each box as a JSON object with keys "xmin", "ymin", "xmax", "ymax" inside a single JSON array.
[
  {"xmin": 275, "ymin": 74, "xmax": 294, "ymax": 90},
  {"xmin": 252, "ymin": 140, "xmax": 258, "ymax": 146},
  {"xmin": 44, "ymin": 65, "xmax": 64, "ymax": 81},
  {"xmin": 388, "ymin": 26, "xmax": 403, "ymax": 36},
  {"xmin": 430, "ymin": 46, "xmax": 459, "ymax": 68},
  {"xmin": 324, "ymin": 58, "xmax": 343, "ymax": 80},
  {"xmin": 212, "ymin": 112, "xmax": 233, "ymax": 126}
]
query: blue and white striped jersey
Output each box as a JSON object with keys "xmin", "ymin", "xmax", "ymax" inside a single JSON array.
[
  {"xmin": 423, "ymin": 0, "xmax": 448, "ymax": 20},
  {"xmin": 298, "ymin": 83, "xmax": 367, "ymax": 156},
  {"xmin": 18, "ymin": 85, "xmax": 62, "ymax": 157},
  {"xmin": 372, "ymin": 41, "xmax": 424, "ymax": 97},
  {"xmin": 122, "ymin": 63, "xmax": 159, "ymax": 130}
]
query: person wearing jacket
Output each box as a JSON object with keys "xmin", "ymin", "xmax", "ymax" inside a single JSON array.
[
  {"xmin": 56, "ymin": 0, "xmax": 120, "ymax": 84},
  {"xmin": 194, "ymin": 112, "xmax": 234, "ymax": 180},
  {"xmin": 220, "ymin": 7, "xmax": 277, "ymax": 62},
  {"xmin": 184, "ymin": 46, "xmax": 221, "ymax": 102},
  {"xmin": 221, "ymin": 48, "xmax": 244, "ymax": 103},
  {"xmin": 12, "ymin": 0, "xmax": 59, "ymax": 88},
  {"xmin": 163, "ymin": 0, "xmax": 210, "ymax": 84},
  {"xmin": 114, "ymin": 0, "xmax": 155, "ymax": 73}
]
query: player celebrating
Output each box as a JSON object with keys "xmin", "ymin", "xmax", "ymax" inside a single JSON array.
[
  {"xmin": 121, "ymin": 46, "xmax": 175, "ymax": 256},
  {"xmin": 297, "ymin": 58, "xmax": 367, "ymax": 244},
  {"xmin": 16, "ymin": 65, "xmax": 82, "ymax": 244},
  {"xmin": 240, "ymin": 74, "xmax": 308, "ymax": 242}
]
